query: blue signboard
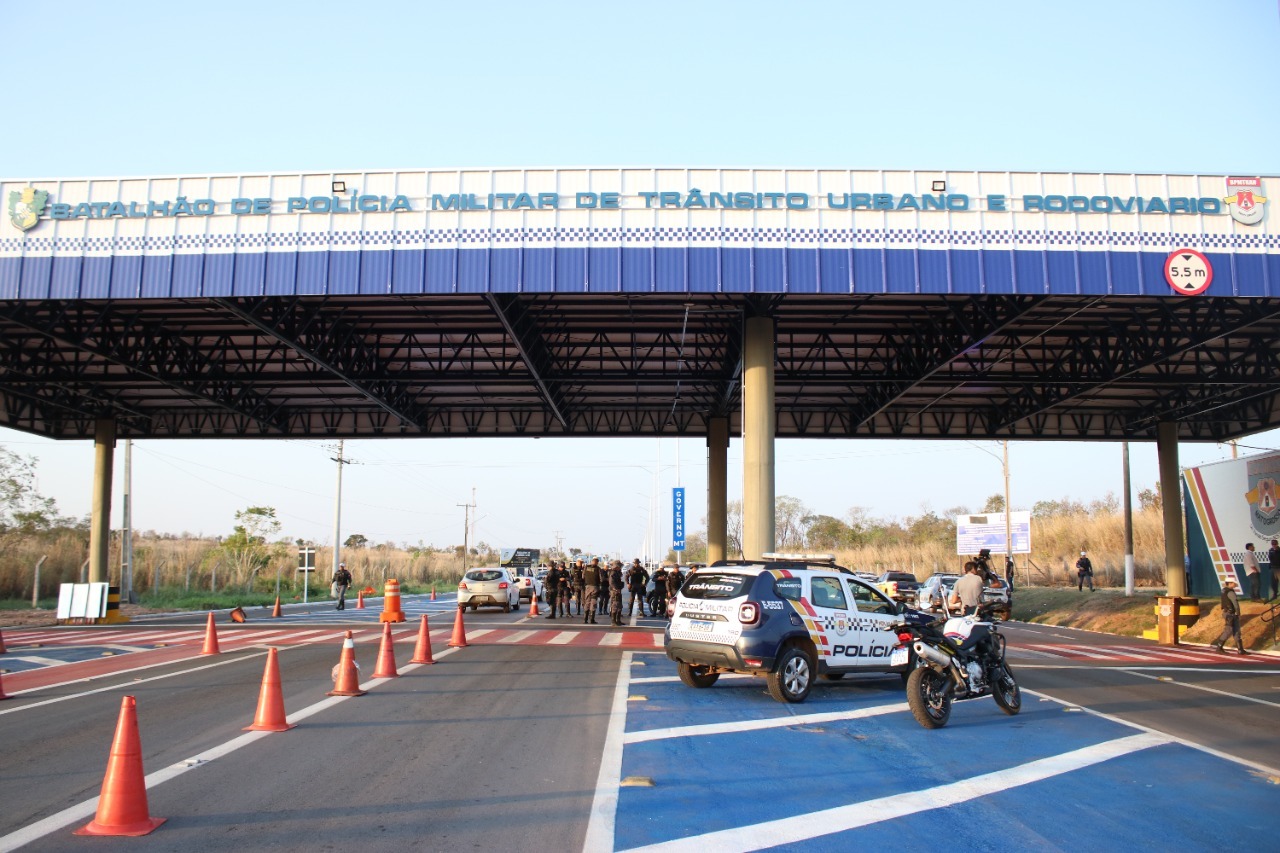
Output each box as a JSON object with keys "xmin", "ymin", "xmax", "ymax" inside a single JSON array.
[{"xmin": 672, "ymin": 487, "xmax": 686, "ymax": 551}]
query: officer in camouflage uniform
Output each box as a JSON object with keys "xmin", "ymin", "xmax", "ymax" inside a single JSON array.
[
  {"xmin": 608, "ymin": 561, "xmax": 626, "ymax": 626},
  {"xmin": 581, "ymin": 558, "xmax": 600, "ymax": 624},
  {"xmin": 571, "ymin": 559, "xmax": 586, "ymax": 616}
]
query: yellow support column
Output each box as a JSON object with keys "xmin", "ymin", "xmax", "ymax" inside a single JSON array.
[{"xmin": 742, "ymin": 316, "xmax": 776, "ymax": 561}]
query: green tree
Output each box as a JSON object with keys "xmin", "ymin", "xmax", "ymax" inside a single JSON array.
[
  {"xmin": 218, "ymin": 506, "xmax": 284, "ymax": 589},
  {"xmin": 0, "ymin": 446, "xmax": 64, "ymax": 534},
  {"xmin": 775, "ymin": 495, "xmax": 809, "ymax": 550},
  {"xmin": 982, "ymin": 494, "xmax": 1005, "ymax": 513},
  {"xmin": 1138, "ymin": 484, "xmax": 1162, "ymax": 512},
  {"xmin": 804, "ymin": 514, "xmax": 852, "ymax": 551},
  {"xmin": 344, "ymin": 533, "xmax": 369, "ymax": 549}
]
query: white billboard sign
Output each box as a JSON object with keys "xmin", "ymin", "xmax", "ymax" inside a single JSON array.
[{"xmin": 956, "ymin": 512, "xmax": 1031, "ymax": 555}]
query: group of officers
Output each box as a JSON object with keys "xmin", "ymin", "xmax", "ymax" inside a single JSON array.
[{"xmin": 539, "ymin": 557, "xmax": 693, "ymax": 625}]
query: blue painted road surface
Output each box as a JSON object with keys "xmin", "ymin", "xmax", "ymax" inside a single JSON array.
[{"xmin": 607, "ymin": 651, "xmax": 1279, "ymax": 852}]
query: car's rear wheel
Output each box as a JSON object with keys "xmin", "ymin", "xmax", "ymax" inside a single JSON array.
[
  {"xmin": 767, "ymin": 646, "xmax": 813, "ymax": 703},
  {"xmin": 678, "ymin": 662, "xmax": 719, "ymax": 688}
]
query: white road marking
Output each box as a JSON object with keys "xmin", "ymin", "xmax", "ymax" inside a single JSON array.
[
  {"xmin": 600, "ymin": 633, "xmax": 624, "ymax": 646},
  {"xmin": 625, "ymin": 702, "xmax": 909, "ymax": 745},
  {"xmin": 0, "ymin": 651, "xmax": 269, "ymax": 717},
  {"xmin": 583, "ymin": 650, "xmax": 632, "ymax": 853},
  {"xmin": 630, "ymin": 673, "xmax": 754, "ymax": 684},
  {"xmin": 496, "ymin": 631, "xmax": 537, "ymax": 644},
  {"xmin": 0, "ymin": 645, "xmax": 463, "ymax": 853},
  {"xmin": 616, "ymin": 733, "xmax": 1168, "ymax": 853},
  {"xmin": 1022, "ymin": 687, "xmax": 1280, "ymax": 778},
  {"xmin": 548, "ymin": 631, "xmax": 578, "ymax": 644},
  {"xmin": 1118, "ymin": 668, "xmax": 1280, "ymax": 710}
]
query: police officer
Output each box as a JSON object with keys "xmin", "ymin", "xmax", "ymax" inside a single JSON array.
[
  {"xmin": 664, "ymin": 563, "xmax": 684, "ymax": 611},
  {"xmin": 543, "ymin": 561, "xmax": 568, "ymax": 619},
  {"xmin": 571, "ymin": 559, "xmax": 586, "ymax": 615},
  {"xmin": 626, "ymin": 558, "xmax": 650, "ymax": 617},
  {"xmin": 581, "ymin": 559, "xmax": 600, "ymax": 624},
  {"xmin": 651, "ymin": 563, "xmax": 669, "ymax": 615},
  {"xmin": 593, "ymin": 558, "xmax": 608, "ymax": 616},
  {"xmin": 557, "ymin": 562, "xmax": 574, "ymax": 617},
  {"xmin": 608, "ymin": 561, "xmax": 626, "ymax": 626}
]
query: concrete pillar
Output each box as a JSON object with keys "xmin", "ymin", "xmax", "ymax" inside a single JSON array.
[
  {"xmin": 1156, "ymin": 421, "xmax": 1186, "ymax": 596},
  {"xmin": 88, "ymin": 418, "xmax": 116, "ymax": 585},
  {"xmin": 706, "ymin": 416, "xmax": 729, "ymax": 563},
  {"xmin": 742, "ymin": 316, "xmax": 775, "ymax": 560}
]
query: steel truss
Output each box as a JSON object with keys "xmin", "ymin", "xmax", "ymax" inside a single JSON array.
[{"xmin": 1, "ymin": 294, "xmax": 1279, "ymax": 442}]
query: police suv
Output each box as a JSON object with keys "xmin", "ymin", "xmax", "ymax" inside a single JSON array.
[{"xmin": 665, "ymin": 554, "xmax": 914, "ymax": 703}]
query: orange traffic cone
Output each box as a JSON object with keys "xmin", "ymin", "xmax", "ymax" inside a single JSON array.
[
  {"xmin": 271, "ymin": 596, "xmax": 282, "ymax": 618},
  {"xmin": 200, "ymin": 612, "xmax": 221, "ymax": 655},
  {"xmin": 372, "ymin": 622, "xmax": 400, "ymax": 678},
  {"xmin": 430, "ymin": 588, "xmax": 437, "ymax": 601},
  {"xmin": 0, "ymin": 626, "xmax": 7, "ymax": 653},
  {"xmin": 244, "ymin": 648, "xmax": 295, "ymax": 731},
  {"xmin": 355, "ymin": 591, "xmax": 365, "ymax": 609},
  {"xmin": 75, "ymin": 696, "xmax": 165, "ymax": 836},
  {"xmin": 229, "ymin": 606, "xmax": 247, "ymax": 623},
  {"xmin": 327, "ymin": 630, "xmax": 366, "ymax": 696},
  {"xmin": 379, "ymin": 578, "xmax": 406, "ymax": 623},
  {"xmin": 409, "ymin": 614, "xmax": 437, "ymax": 664},
  {"xmin": 528, "ymin": 592, "xmax": 540, "ymax": 617},
  {"xmin": 448, "ymin": 605, "xmax": 469, "ymax": 648},
  {"xmin": 0, "ymin": 668, "xmax": 10, "ymax": 701}
]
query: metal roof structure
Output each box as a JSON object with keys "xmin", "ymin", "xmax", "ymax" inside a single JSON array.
[
  {"xmin": 2, "ymin": 292, "xmax": 1279, "ymax": 442},
  {"xmin": 2, "ymin": 167, "xmax": 1277, "ymax": 443}
]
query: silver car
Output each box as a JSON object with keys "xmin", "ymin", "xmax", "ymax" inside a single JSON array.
[
  {"xmin": 457, "ymin": 568, "xmax": 521, "ymax": 612},
  {"xmin": 917, "ymin": 573, "xmax": 961, "ymax": 612}
]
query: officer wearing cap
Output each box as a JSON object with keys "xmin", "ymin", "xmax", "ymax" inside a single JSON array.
[
  {"xmin": 1075, "ymin": 550, "xmax": 1094, "ymax": 591},
  {"xmin": 581, "ymin": 558, "xmax": 600, "ymax": 624},
  {"xmin": 332, "ymin": 562, "xmax": 352, "ymax": 610},
  {"xmin": 626, "ymin": 558, "xmax": 650, "ymax": 618}
]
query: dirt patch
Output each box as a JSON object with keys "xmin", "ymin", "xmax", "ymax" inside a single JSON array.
[
  {"xmin": 0, "ymin": 603, "xmax": 169, "ymax": 630},
  {"xmin": 1012, "ymin": 588, "xmax": 1279, "ymax": 650}
]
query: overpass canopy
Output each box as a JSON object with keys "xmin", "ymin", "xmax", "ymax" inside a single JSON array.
[{"xmin": 1, "ymin": 167, "xmax": 1277, "ymax": 442}]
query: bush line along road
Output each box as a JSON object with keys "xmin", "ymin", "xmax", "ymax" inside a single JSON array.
[{"xmin": 0, "ymin": 589, "xmax": 1276, "ymax": 851}]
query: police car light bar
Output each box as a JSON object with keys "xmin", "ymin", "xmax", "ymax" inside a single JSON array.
[{"xmin": 761, "ymin": 552, "xmax": 836, "ymax": 563}]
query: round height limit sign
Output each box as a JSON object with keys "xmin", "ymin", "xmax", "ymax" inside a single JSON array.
[{"xmin": 1164, "ymin": 248, "xmax": 1213, "ymax": 296}]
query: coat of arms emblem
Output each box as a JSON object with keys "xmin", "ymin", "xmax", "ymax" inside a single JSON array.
[
  {"xmin": 1223, "ymin": 177, "xmax": 1266, "ymax": 226},
  {"xmin": 8, "ymin": 187, "xmax": 49, "ymax": 232},
  {"xmin": 1244, "ymin": 453, "xmax": 1280, "ymax": 539}
]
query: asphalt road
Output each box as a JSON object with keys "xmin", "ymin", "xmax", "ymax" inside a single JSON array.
[
  {"xmin": 1, "ymin": 609, "xmax": 623, "ymax": 852},
  {"xmin": 2, "ymin": 604, "xmax": 1277, "ymax": 851},
  {"xmin": 1003, "ymin": 621, "xmax": 1280, "ymax": 770}
]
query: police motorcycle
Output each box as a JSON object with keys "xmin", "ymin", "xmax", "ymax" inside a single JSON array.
[{"xmin": 890, "ymin": 599, "xmax": 1021, "ymax": 729}]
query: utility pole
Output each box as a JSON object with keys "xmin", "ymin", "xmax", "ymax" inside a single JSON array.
[
  {"xmin": 1003, "ymin": 440, "xmax": 1012, "ymax": 583},
  {"xmin": 122, "ymin": 438, "xmax": 133, "ymax": 603},
  {"xmin": 331, "ymin": 441, "xmax": 353, "ymax": 578},
  {"xmin": 553, "ymin": 529, "xmax": 564, "ymax": 561},
  {"xmin": 1123, "ymin": 441, "xmax": 1135, "ymax": 595},
  {"xmin": 458, "ymin": 494, "xmax": 476, "ymax": 575}
]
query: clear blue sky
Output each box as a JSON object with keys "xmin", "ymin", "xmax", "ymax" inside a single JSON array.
[{"xmin": 2, "ymin": 1, "xmax": 1279, "ymax": 558}]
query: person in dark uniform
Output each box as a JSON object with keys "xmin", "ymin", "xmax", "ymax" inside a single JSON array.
[
  {"xmin": 608, "ymin": 561, "xmax": 625, "ymax": 626},
  {"xmin": 557, "ymin": 563, "xmax": 574, "ymax": 617},
  {"xmin": 650, "ymin": 564, "xmax": 669, "ymax": 615},
  {"xmin": 592, "ymin": 558, "xmax": 608, "ymax": 615},
  {"xmin": 626, "ymin": 558, "xmax": 650, "ymax": 617},
  {"xmin": 543, "ymin": 562, "xmax": 567, "ymax": 620},
  {"xmin": 1211, "ymin": 578, "xmax": 1248, "ymax": 655},
  {"xmin": 571, "ymin": 559, "xmax": 586, "ymax": 615},
  {"xmin": 1268, "ymin": 539, "xmax": 1280, "ymax": 601},
  {"xmin": 665, "ymin": 563, "xmax": 684, "ymax": 612},
  {"xmin": 581, "ymin": 559, "xmax": 600, "ymax": 624},
  {"xmin": 332, "ymin": 562, "xmax": 352, "ymax": 610},
  {"xmin": 1075, "ymin": 550, "xmax": 1094, "ymax": 591}
]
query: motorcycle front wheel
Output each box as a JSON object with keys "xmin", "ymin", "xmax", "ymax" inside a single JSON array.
[
  {"xmin": 906, "ymin": 666, "xmax": 952, "ymax": 729},
  {"xmin": 991, "ymin": 663, "xmax": 1022, "ymax": 715}
]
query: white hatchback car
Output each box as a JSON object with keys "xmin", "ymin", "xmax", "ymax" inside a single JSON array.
[{"xmin": 457, "ymin": 567, "xmax": 521, "ymax": 612}]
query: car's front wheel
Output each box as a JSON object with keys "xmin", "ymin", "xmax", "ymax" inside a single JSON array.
[{"xmin": 767, "ymin": 647, "xmax": 814, "ymax": 703}]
